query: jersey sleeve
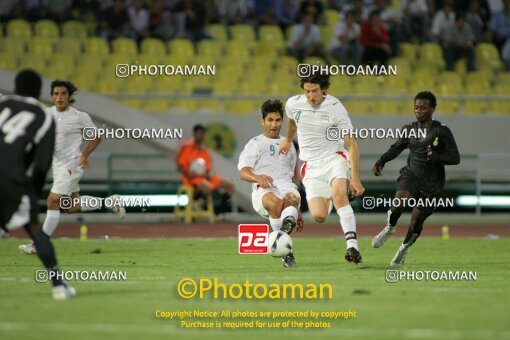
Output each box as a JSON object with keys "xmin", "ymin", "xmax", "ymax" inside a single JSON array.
[
  {"xmin": 79, "ymin": 111, "xmax": 96, "ymax": 130},
  {"xmin": 376, "ymin": 124, "xmax": 410, "ymax": 166},
  {"xmin": 429, "ymin": 125, "xmax": 460, "ymax": 165},
  {"xmin": 238, "ymin": 139, "xmax": 259, "ymax": 171},
  {"xmin": 332, "ymin": 101, "xmax": 354, "ymax": 130},
  {"xmin": 285, "ymin": 97, "xmax": 297, "ymax": 120}
]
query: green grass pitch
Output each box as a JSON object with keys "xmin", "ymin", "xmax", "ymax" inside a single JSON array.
[{"xmin": 0, "ymin": 237, "xmax": 509, "ymax": 339}]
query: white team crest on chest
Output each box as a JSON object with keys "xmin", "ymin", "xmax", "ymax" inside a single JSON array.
[{"xmin": 321, "ymin": 114, "xmax": 330, "ymax": 124}]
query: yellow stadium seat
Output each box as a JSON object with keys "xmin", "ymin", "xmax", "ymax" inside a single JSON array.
[
  {"xmin": 0, "ymin": 53, "xmax": 18, "ymax": 70},
  {"xmin": 246, "ymin": 59, "xmax": 273, "ymax": 74},
  {"xmin": 259, "ymin": 25, "xmax": 284, "ymax": 43},
  {"xmin": 76, "ymin": 54, "xmax": 105, "ymax": 71},
  {"xmin": 196, "ymin": 40, "xmax": 223, "ymax": 58},
  {"xmin": 120, "ymin": 80, "xmax": 152, "ymax": 94},
  {"xmin": 27, "ymin": 37, "xmax": 54, "ymax": 55},
  {"xmin": 192, "ymin": 55, "xmax": 219, "ymax": 68},
  {"xmin": 231, "ymin": 24, "xmax": 255, "ymax": 42},
  {"xmin": 319, "ymin": 26, "xmax": 334, "ymax": 44},
  {"xmin": 0, "ymin": 37, "xmax": 26, "ymax": 55},
  {"xmin": 55, "ymin": 37, "xmax": 82, "ymax": 56},
  {"xmin": 225, "ymin": 99, "xmax": 260, "ymax": 114},
  {"xmin": 118, "ymin": 99, "xmax": 142, "ymax": 109},
  {"xmin": 133, "ymin": 55, "xmax": 162, "ymax": 66},
  {"xmin": 324, "ymin": 9, "xmax": 340, "ymax": 26},
  {"xmin": 419, "ymin": 43, "xmax": 445, "ymax": 69},
  {"xmin": 171, "ymin": 99, "xmax": 198, "ymax": 112},
  {"xmin": 383, "ymin": 75, "xmax": 409, "ymax": 89},
  {"xmin": 437, "ymin": 82, "xmax": 463, "ymax": 95},
  {"xmin": 464, "ymin": 100, "xmax": 487, "ymax": 115},
  {"xmin": 345, "ymin": 100, "xmax": 372, "ymax": 115},
  {"xmin": 389, "ymin": 57, "xmax": 412, "ymax": 75},
  {"xmin": 399, "ymin": 43, "xmax": 417, "ymax": 61},
  {"xmin": 198, "ymin": 99, "xmax": 222, "ymax": 112},
  {"xmin": 168, "ymin": 39, "xmax": 194, "ymax": 58},
  {"xmin": 487, "ymin": 99, "xmax": 510, "ymax": 115},
  {"xmin": 353, "ymin": 81, "xmax": 380, "ymax": 94},
  {"xmin": 7, "ymin": 19, "xmax": 32, "ymax": 39},
  {"xmin": 145, "ymin": 99, "xmax": 170, "ymax": 113},
  {"xmin": 42, "ymin": 64, "xmax": 73, "ymax": 80},
  {"xmin": 465, "ymin": 82, "xmax": 490, "ymax": 95},
  {"xmin": 104, "ymin": 53, "xmax": 133, "ymax": 69},
  {"xmin": 374, "ymin": 100, "xmax": 401, "ymax": 115},
  {"xmin": 225, "ymin": 41, "xmax": 251, "ymax": 58},
  {"xmin": 207, "ymin": 24, "xmax": 228, "ymax": 41},
  {"xmin": 238, "ymin": 79, "xmax": 266, "ymax": 94},
  {"xmin": 112, "ymin": 37, "xmax": 138, "ymax": 56},
  {"xmin": 436, "ymin": 100, "xmax": 460, "ymax": 115},
  {"xmin": 18, "ymin": 55, "xmax": 47, "ymax": 73},
  {"xmin": 42, "ymin": 54, "xmax": 75, "ymax": 79},
  {"xmin": 330, "ymin": 77, "xmax": 352, "ymax": 93},
  {"xmin": 454, "ymin": 59, "xmax": 467, "ymax": 76},
  {"xmin": 476, "ymin": 43, "xmax": 503, "ymax": 71},
  {"xmin": 274, "ymin": 55, "xmax": 299, "ymax": 75},
  {"xmin": 253, "ymin": 41, "xmax": 282, "ymax": 57},
  {"xmin": 84, "ymin": 37, "xmax": 110, "ymax": 55},
  {"xmin": 269, "ymin": 80, "xmax": 293, "ymax": 96},
  {"xmin": 162, "ymin": 54, "xmax": 190, "ymax": 65},
  {"xmin": 34, "ymin": 20, "xmax": 59, "ymax": 38},
  {"xmin": 70, "ymin": 69, "xmax": 98, "ymax": 90},
  {"xmin": 212, "ymin": 80, "xmax": 234, "ymax": 95},
  {"xmin": 438, "ymin": 72, "xmax": 463, "ymax": 89},
  {"xmin": 189, "ymin": 76, "xmax": 212, "ymax": 92},
  {"xmin": 464, "ymin": 72, "xmax": 491, "ymax": 91},
  {"xmin": 140, "ymin": 38, "xmax": 166, "ymax": 55},
  {"xmin": 494, "ymin": 73, "xmax": 510, "ymax": 86},
  {"xmin": 62, "ymin": 21, "xmax": 88, "ymax": 40}
]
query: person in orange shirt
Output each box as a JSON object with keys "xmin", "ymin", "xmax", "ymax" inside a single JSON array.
[{"xmin": 176, "ymin": 124, "xmax": 234, "ymax": 195}]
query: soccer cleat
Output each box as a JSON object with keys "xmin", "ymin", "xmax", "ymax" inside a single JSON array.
[
  {"xmin": 52, "ymin": 283, "xmax": 77, "ymax": 300},
  {"xmin": 372, "ymin": 225, "xmax": 396, "ymax": 248},
  {"xmin": 108, "ymin": 194, "xmax": 126, "ymax": 219},
  {"xmin": 345, "ymin": 247, "xmax": 362, "ymax": 264},
  {"xmin": 282, "ymin": 252, "xmax": 296, "ymax": 268},
  {"xmin": 390, "ymin": 244, "xmax": 409, "ymax": 266},
  {"xmin": 19, "ymin": 242, "xmax": 37, "ymax": 255},
  {"xmin": 280, "ymin": 216, "xmax": 296, "ymax": 234}
]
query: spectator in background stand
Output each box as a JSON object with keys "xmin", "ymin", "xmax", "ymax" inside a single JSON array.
[
  {"xmin": 44, "ymin": 0, "xmax": 72, "ymax": 22},
  {"xmin": 442, "ymin": 13, "xmax": 476, "ymax": 71},
  {"xmin": 174, "ymin": 0, "xmax": 212, "ymax": 42},
  {"xmin": 154, "ymin": 12, "xmax": 177, "ymax": 40},
  {"xmin": 128, "ymin": 0, "xmax": 151, "ymax": 41},
  {"xmin": 329, "ymin": 0, "xmax": 350, "ymax": 11},
  {"xmin": 361, "ymin": 10, "xmax": 391, "ymax": 66},
  {"xmin": 254, "ymin": 0, "xmax": 275, "ymax": 25},
  {"xmin": 502, "ymin": 39, "xmax": 510, "ymax": 71},
  {"xmin": 287, "ymin": 14, "xmax": 325, "ymax": 62},
  {"xmin": 342, "ymin": 0, "xmax": 368, "ymax": 23},
  {"xmin": 216, "ymin": 0, "xmax": 254, "ymax": 26},
  {"xmin": 149, "ymin": 0, "xmax": 165, "ymax": 34},
  {"xmin": 0, "ymin": 0, "xmax": 18, "ymax": 22},
  {"xmin": 374, "ymin": 0, "xmax": 402, "ymax": 56},
  {"xmin": 275, "ymin": 0, "xmax": 299, "ymax": 33},
  {"xmin": 465, "ymin": 0, "xmax": 484, "ymax": 43},
  {"xmin": 431, "ymin": 0, "xmax": 455, "ymax": 44},
  {"xmin": 24, "ymin": 0, "xmax": 44, "ymax": 22},
  {"xmin": 489, "ymin": 0, "xmax": 510, "ymax": 53},
  {"xmin": 99, "ymin": 0, "xmax": 133, "ymax": 41},
  {"xmin": 329, "ymin": 10, "xmax": 363, "ymax": 66},
  {"xmin": 401, "ymin": 0, "xmax": 429, "ymax": 42},
  {"xmin": 299, "ymin": 0, "xmax": 324, "ymax": 24},
  {"xmin": 176, "ymin": 124, "xmax": 235, "ymax": 198}
]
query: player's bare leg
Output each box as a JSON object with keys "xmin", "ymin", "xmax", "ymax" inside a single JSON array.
[
  {"xmin": 391, "ymin": 206, "xmax": 432, "ymax": 266},
  {"xmin": 372, "ymin": 190, "xmax": 412, "ymax": 248},
  {"xmin": 307, "ymin": 197, "xmax": 330, "ymax": 223},
  {"xmin": 262, "ymin": 193, "xmax": 284, "ymax": 231},
  {"xmin": 331, "ymin": 178, "xmax": 361, "ymax": 264}
]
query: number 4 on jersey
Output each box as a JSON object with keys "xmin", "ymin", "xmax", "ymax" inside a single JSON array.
[{"xmin": 0, "ymin": 108, "xmax": 35, "ymax": 144}]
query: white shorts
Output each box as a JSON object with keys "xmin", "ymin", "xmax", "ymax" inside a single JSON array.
[
  {"xmin": 300, "ymin": 151, "xmax": 350, "ymax": 200},
  {"xmin": 251, "ymin": 183, "xmax": 301, "ymax": 218},
  {"xmin": 51, "ymin": 166, "xmax": 83, "ymax": 196}
]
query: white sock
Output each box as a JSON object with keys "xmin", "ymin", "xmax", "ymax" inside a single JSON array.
[
  {"xmin": 269, "ymin": 218, "xmax": 282, "ymax": 231},
  {"xmin": 42, "ymin": 210, "xmax": 61, "ymax": 237},
  {"xmin": 281, "ymin": 206, "xmax": 298, "ymax": 222},
  {"xmin": 337, "ymin": 205, "xmax": 358, "ymax": 250},
  {"xmin": 79, "ymin": 195, "xmax": 103, "ymax": 212}
]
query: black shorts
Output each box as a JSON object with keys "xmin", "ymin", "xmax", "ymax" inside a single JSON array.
[
  {"xmin": 396, "ymin": 173, "xmax": 439, "ymax": 214},
  {"xmin": 0, "ymin": 183, "xmax": 38, "ymax": 231}
]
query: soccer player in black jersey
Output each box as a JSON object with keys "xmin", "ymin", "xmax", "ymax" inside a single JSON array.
[
  {"xmin": 371, "ymin": 91, "xmax": 460, "ymax": 265},
  {"xmin": 0, "ymin": 70, "xmax": 76, "ymax": 299}
]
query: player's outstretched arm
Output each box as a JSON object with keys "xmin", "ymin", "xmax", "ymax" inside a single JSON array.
[
  {"xmin": 344, "ymin": 135, "xmax": 365, "ymax": 196},
  {"xmin": 373, "ymin": 127, "xmax": 410, "ymax": 176},
  {"xmin": 278, "ymin": 118, "xmax": 297, "ymax": 156},
  {"xmin": 80, "ymin": 136, "xmax": 102, "ymax": 168},
  {"xmin": 239, "ymin": 167, "xmax": 273, "ymax": 188},
  {"xmin": 427, "ymin": 126, "xmax": 460, "ymax": 165}
]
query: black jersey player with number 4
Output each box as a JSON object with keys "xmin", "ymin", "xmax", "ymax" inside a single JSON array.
[
  {"xmin": 0, "ymin": 70, "xmax": 76, "ymax": 299},
  {"xmin": 370, "ymin": 91, "xmax": 460, "ymax": 266}
]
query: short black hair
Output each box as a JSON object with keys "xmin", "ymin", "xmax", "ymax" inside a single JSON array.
[
  {"xmin": 300, "ymin": 72, "xmax": 330, "ymax": 91},
  {"xmin": 414, "ymin": 91, "xmax": 437, "ymax": 108},
  {"xmin": 51, "ymin": 80, "xmax": 78, "ymax": 103},
  {"xmin": 261, "ymin": 99, "xmax": 284, "ymax": 119},
  {"xmin": 15, "ymin": 69, "xmax": 42, "ymax": 98},
  {"xmin": 193, "ymin": 124, "xmax": 207, "ymax": 134}
]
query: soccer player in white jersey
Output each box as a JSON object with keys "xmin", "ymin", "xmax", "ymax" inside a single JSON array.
[
  {"xmin": 238, "ymin": 99, "xmax": 303, "ymax": 268},
  {"xmin": 19, "ymin": 80, "xmax": 125, "ymax": 255},
  {"xmin": 278, "ymin": 72, "xmax": 365, "ymax": 264}
]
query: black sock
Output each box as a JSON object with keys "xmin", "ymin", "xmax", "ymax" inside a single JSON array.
[
  {"xmin": 389, "ymin": 209, "xmax": 402, "ymax": 227},
  {"xmin": 47, "ymin": 265, "xmax": 64, "ymax": 287}
]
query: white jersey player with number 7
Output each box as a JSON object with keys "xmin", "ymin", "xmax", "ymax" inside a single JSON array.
[
  {"xmin": 238, "ymin": 99, "xmax": 303, "ymax": 268},
  {"xmin": 19, "ymin": 80, "xmax": 126, "ymax": 255},
  {"xmin": 278, "ymin": 72, "xmax": 365, "ymax": 264}
]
